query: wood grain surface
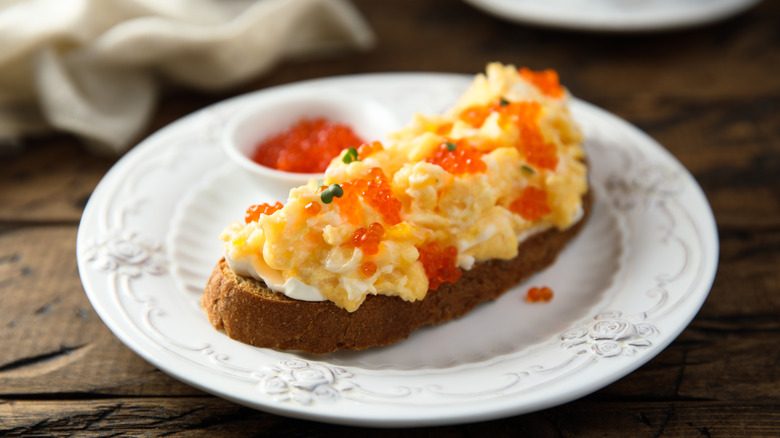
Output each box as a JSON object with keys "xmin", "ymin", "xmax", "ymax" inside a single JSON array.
[{"xmin": 1, "ymin": 0, "xmax": 779, "ymax": 436}]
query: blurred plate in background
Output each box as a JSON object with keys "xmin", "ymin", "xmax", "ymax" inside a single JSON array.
[{"xmin": 463, "ymin": 0, "xmax": 761, "ymax": 32}]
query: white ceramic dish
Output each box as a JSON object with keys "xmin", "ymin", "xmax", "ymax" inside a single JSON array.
[
  {"xmin": 77, "ymin": 73, "xmax": 718, "ymax": 427},
  {"xmin": 464, "ymin": 0, "xmax": 761, "ymax": 32},
  {"xmin": 222, "ymin": 91, "xmax": 400, "ymax": 191}
]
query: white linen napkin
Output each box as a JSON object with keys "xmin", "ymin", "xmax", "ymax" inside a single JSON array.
[{"xmin": 0, "ymin": 0, "xmax": 374, "ymax": 155}]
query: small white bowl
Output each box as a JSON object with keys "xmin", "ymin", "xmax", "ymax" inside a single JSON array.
[{"xmin": 222, "ymin": 91, "xmax": 401, "ymax": 193}]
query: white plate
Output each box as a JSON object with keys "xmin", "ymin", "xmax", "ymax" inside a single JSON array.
[
  {"xmin": 77, "ymin": 73, "xmax": 718, "ymax": 427},
  {"xmin": 464, "ymin": 0, "xmax": 761, "ymax": 32}
]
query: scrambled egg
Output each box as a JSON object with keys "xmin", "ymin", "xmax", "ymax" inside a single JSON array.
[{"xmin": 222, "ymin": 63, "xmax": 588, "ymax": 312}]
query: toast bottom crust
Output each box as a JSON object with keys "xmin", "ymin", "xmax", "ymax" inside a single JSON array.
[{"xmin": 202, "ymin": 192, "xmax": 591, "ymax": 354}]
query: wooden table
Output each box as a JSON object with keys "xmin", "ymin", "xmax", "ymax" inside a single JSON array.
[{"xmin": 2, "ymin": 1, "xmax": 778, "ymax": 435}]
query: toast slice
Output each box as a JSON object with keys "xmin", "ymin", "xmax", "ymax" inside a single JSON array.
[{"xmin": 201, "ymin": 191, "xmax": 591, "ymax": 354}]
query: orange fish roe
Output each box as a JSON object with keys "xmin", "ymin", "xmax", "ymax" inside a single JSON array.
[
  {"xmin": 510, "ymin": 186, "xmax": 551, "ymax": 221},
  {"xmin": 459, "ymin": 99, "xmax": 540, "ymax": 129},
  {"xmin": 250, "ymin": 118, "xmax": 364, "ymax": 173},
  {"xmin": 360, "ymin": 261, "xmax": 378, "ymax": 277},
  {"xmin": 519, "ymin": 67, "xmax": 564, "ymax": 98},
  {"xmin": 459, "ymin": 105, "xmax": 493, "ymax": 128},
  {"xmin": 244, "ymin": 201, "xmax": 283, "ymax": 223},
  {"xmin": 347, "ymin": 222, "xmax": 385, "ymax": 256},
  {"xmin": 304, "ymin": 201, "xmax": 322, "ymax": 216},
  {"xmin": 457, "ymin": 99, "xmax": 558, "ymax": 170},
  {"xmin": 518, "ymin": 123, "xmax": 558, "ymax": 171},
  {"xmin": 526, "ymin": 286, "xmax": 554, "ymax": 302},
  {"xmin": 357, "ymin": 141, "xmax": 384, "ymax": 158},
  {"xmin": 495, "ymin": 101, "xmax": 559, "ymax": 170},
  {"xmin": 435, "ymin": 122, "xmax": 454, "ymax": 136},
  {"xmin": 333, "ymin": 188, "xmax": 362, "ymax": 225},
  {"xmin": 417, "ymin": 242, "xmax": 462, "ymax": 290},
  {"xmin": 499, "ymin": 100, "xmax": 558, "ymax": 171},
  {"xmin": 425, "ymin": 140, "xmax": 487, "ymax": 175},
  {"xmin": 502, "ymin": 101, "xmax": 542, "ymax": 127},
  {"xmin": 337, "ymin": 168, "xmax": 403, "ymax": 226}
]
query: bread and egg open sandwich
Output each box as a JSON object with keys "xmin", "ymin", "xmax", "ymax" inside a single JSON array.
[{"xmin": 202, "ymin": 63, "xmax": 590, "ymax": 354}]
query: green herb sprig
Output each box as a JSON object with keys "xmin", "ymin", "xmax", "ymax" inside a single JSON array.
[
  {"xmin": 342, "ymin": 147, "xmax": 359, "ymax": 164},
  {"xmin": 320, "ymin": 183, "xmax": 344, "ymax": 204}
]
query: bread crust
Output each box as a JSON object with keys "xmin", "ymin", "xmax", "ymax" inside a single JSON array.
[{"xmin": 202, "ymin": 191, "xmax": 591, "ymax": 354}]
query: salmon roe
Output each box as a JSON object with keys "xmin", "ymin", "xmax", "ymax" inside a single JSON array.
[
  {"xmin": 520, "ymin": 130, "xmax": 558, "ymax": 170},
  {"xmin": 417, "ymin": 242, "xmax": 462, "ymax": 290},
  {"xmin": 458, "ymin": 99, "xmax": 558, "ymax": 170},
  {"xmin": 435, "ymin": 122, "xmax": 454, "ymax": 135},
  {"xmin": 250, "ymin": 118, "xmax": 364, "ymax": 173},
  {"xmin": 519, "ymin": 67, "xmax": 564, "ymax": 98},
  {"xmin": 304, "ymin": 201, "xmax": 321, "ymax": 216},
  {"xmin": 503, "ymin": 101, "xmax": 542, "ymax": 128},
  {"xmin": 360, "ymin": 261, "xmax": 378, "ymax": 277},
  {"xmin": 425, "ymin": 140, "xmax": 487, "ymax": 175},
  {"xmin": 346, "ymin": 222, "xmax": 385, "ymax": 256},
  {"xmin": 509, "ymin": 186, "xmax": 551, "ymax": 221},
  {"xmin": 459, "ymin": 99, "xmax": 540, "ymax": 129},
  {"xmin": 337, "ymin": 168, "xmax": 402, "ymax": 226},
  {"xmin": 245, "ymin": 201, "xmax": 283, "ymax": 223},
  {"xmin": 526, "ymin": 286, "xmax": 554, "ymax": 302},
  {"xmin": 504, "ymin": 101, "xmax": 558, "ymax": 170},
  {"xmin": 357, "ymin": 141, "xmax": 384, "ymax": 158},
  {"xmin": 459, "ymin": 105, "xmax": 493, "ymax": 128}
]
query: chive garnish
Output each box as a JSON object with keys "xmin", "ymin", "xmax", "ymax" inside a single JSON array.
[
  {"xmin": 342, "ymin": 147, "xmax": 359, "ymax": 164},
  {"xmin": 499, "ymin": 97, "xmax": 510, "ymax": 106},
  {"xmin": 521, "ymin": 164, "xmax": 535, "ymax": 174},
  {"xmin": 445, "ymin": 141, "xmax": 457, "ymax": 151},
  {"xmin": 320, "ymin": 183, "xmax": 344, "ymax": 204}
]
